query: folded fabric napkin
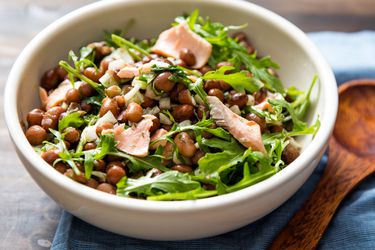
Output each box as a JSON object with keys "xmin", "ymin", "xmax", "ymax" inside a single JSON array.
[{"xmin": 52, "ymin": 31, "xmax": 375, "ymax": 250}]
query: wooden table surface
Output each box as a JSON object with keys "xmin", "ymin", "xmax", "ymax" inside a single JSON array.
[{"xmin": 1, "ymin": 0, "xmax": 375, "ymax": 249}]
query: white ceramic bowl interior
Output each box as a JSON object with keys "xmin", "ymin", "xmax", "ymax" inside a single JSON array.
[{"xmin": 4, "ymin": 0, "xmax": 337, "ymax": 240}]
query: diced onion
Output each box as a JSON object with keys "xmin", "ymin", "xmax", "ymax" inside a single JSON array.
[
  {"xmin": 230, "ymin": 105, "xmax": 241, "ymax": 115},
  {"xmin": 80, "ymin": 125, "xmax": 98, "ymax": 142},
  {"xmin": 145, "ymin": 85, "xmax": 161, "ymax": 100},
  {"xmin": 178, "ymin": 120, "xmax": 191, "ymax": 127},
  {"xmin": 109, "ymin": 48, "xmax": 134, "ymax": 64},
  {"xmin": 172, "ymin": 152, "xmax": 183, "ymax": 165},
  {"xmin": 194, "ymin": 95, "xmax": 204, "ymax": 105},
  {"xmin": 91, "ymin": 171, "xmax": 107, "ymax": 182},
  {"xmin": 159, "ymin": 97, "xmax": 171, "ymax": 110},
  {"xmin": 99, "ymin": 71, "xmax": 118, "ymax": 87},
  {"xmin": 144, "ymin": 106, "xmax": 161, "ymax": 115},
  {"xmin": 97, "ymin": 111, "xmax": 118, "ymax": 126},
  {"xmin": 247, "ymin": 94, "xmax": 255, "ymax": 106},
  {"xmin": 159, "ymin": 113, "xmax": 172, "ymax": 125},
  {"xmin": 108, "ymin": 59, "xmax": 127, "ymax": 71},
  {"xmin": 124, "ymin": 84, "xmax": 141, "ymax": 103}
]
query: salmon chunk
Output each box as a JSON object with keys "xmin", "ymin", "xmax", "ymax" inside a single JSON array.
[
  {"xmin": 150, "ymin": 128, "xmax": 168, "ymax": 150},
  {"xmin": 45, "ymin": 80, "xmax": 72, "ymax": 110},
  {"xmin": 117, "ymin": 65, "xmax": 140, "ymax": 79},
  {"xmin": 151, "ymin": 22, "xmax": 212, "ymax": 69},
  {"xmin": 114, "ymin": 116, "xmax": 155, "ymax": 157},
  {"xmin": 207, "ymin": 96, "xmax": 266, "ymax": 153}
]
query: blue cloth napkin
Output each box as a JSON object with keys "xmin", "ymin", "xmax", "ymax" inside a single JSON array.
[{"xmin": 51, "ymin": 31, "xmax": 375, "ymax": 250}]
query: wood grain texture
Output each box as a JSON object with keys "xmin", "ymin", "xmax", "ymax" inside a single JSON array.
[
  {"xmin": 0, "ymin": 1, "xmax": 375, "ymax": 249},
  {"xmin": 269, "ymin": 80, "xmax": 375, "ymax": 250}
]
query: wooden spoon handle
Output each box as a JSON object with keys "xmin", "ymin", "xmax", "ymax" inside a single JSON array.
[{"xmin": 269, "ymin": 138, "xmax": 374, "ymax": 250}]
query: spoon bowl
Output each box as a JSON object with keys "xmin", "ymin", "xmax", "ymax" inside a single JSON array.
[
  {"xmin": 334, "ymin": 81, "xmax": 375, "ymax": 156},
  {"xmin": 270, "ymin": 79, "xmax": 375, "ymax": 250}
]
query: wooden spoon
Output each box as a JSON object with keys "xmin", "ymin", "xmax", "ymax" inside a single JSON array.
[{"xmin": 269, "ymin": 79, "xmax": 375, "ymax": 250}]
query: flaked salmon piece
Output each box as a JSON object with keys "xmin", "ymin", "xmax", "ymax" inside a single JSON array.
[
  {"xmin": 150, "ymin": 128, "xmax": 168, "ymax": 150},
  {"xmin": 108, "ymin": 59, "xmax": 127, "ymax": 72},
  {"xmin": 45, "ymin": 80, "xmax": 83, "ymax": 110},
  {"xmin": 45, "ymin": 80, "xmax": 72, "ymax": 110},
  {"xmin": 114, "ymin": 116, "xmax": 154, "ymax": 157},
  {"xmin": 117, "ymin": 65, "xmax": 140, "ymax": 79},
  {"xmin": 162, "ymin": 141, "xmax": 174, "ymax": 165},
  {"xmin": 151, "ymin": 22, "xmax": 212, "ymax": 69},
  {"xmin": 207, "ymin": 96, "xmax": 266, "ymax": 153},
  {"xmin": 39, "ymin": 87, "xmax": 48, "ymax": 110}
]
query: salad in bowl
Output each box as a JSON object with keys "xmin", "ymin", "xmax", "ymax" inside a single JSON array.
[{"xmin": 24, "ymin": 10, "xmax": 319, "ymax": 201}]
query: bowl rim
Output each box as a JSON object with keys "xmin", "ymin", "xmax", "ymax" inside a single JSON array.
[{"xmin": 4, "ymin": 0, "xmax": 337, "ymax": 212}]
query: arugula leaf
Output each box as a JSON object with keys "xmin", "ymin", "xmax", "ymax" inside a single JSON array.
[
  {"xmin": 108, "ymin": 151, "xmax": 170, "ymax": 172},
  {"xmin": 189, "ymin": 78, "xmax": 208, "ymax": 105},
  {"xmin": 83, "ymin": 95, "xmax": 102, "ymax": 107},
  {"xmin": 135, "ymin": 38, "xmax": 156, "ymax": 51},
  {"xmin": 151, "ymin": 64, "xmax": 191, "ymax": 83},
  {"xmin": 83, "ymin": 151, "xmax": 95, "ymax": 179},
  {"xmin": 286, "ymin": 86, "xmax": 304, "ymax": 101},
  {"xmin": 265, "ymin": 137, "xmax": 288, "ymax": 170},
  {"xmin": 203, "ymin": 66, "xmax": 258, "ymax": 93},
  {"xmin": 234, "ymin": 51, "xmax": 284, "ymax": 93},
  {"xmin": 268, "ymin": 98, "xmax": 307, "ymax": 131},
  {"xmin": 247, "ymin": 105, "xmax": 284, "ymax": 125},
  {"xmin": 187, "ymin": 9, "xmax": 199, "ymax": 30},
  {"xmin": 287, "ymin": 117, "xmax": 321, "ymax": 137},
  {"xmin": 197, "ymin": 137, "xmax": 246, "ymax": 175},
  {"xmin": 58, "ymin": 112, "xmax": 85, "ymax": 132},
  {"xmin": 69, "ymin": 47, "xmax": 97, "ymax": 72},
  {"xmin": 94, "ymin": 134, "xmax": 118, "ymax": 160},
  {"xmin": 111, "ymin": 34, "xmax": 150, "ymax": 57},
  {"xmin": 148, "ymin": 187, "xmax": 217, "ymax": 201},
  {"xmin": 116, "ymin": 171, "xmax": 200, "ymax": 197},
  {"xmin": 150, "ymin": 118, "xmax": 231, "ymax": 147},
  {"xmin": 49, "ymin": 129, "xmax": 80, "ymax": 175},
  {"xmin": 225, "ymin": 161, "xmax": 276, "ymax": 193},
  {"xmin": 292, "ymin": 75, "xmax": 318, "ymax": 120},
  {"xmin": 82, "ymin": 134, "xmax": 117, "ymax": 179},
  {"xmin": 59, "ymin": 60, "xmax": 105, "ymax": 96}
]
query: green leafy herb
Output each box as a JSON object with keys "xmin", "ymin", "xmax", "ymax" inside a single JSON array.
[
  {"xmin": 59, "ymin": 60, "xmax": 105, "ymax": 96},
  {"xmin": 148, "ymin": 187, "xmax": 217, "ymax": 201},
  {"xmin": 94, "ymin": 134, "xmax": 118, "ymax": 160},
  {"xmin": 117, "ymin": 171, "xmax": 200, "ymax": 197},
  {"xmin": 203, "ymin": 66, "xmax": 258, "ymax": 93},
  {"xmin": 291, "ymin": 75, "xmax": 318, "ymax": 120},
  {"xmin": 82, "ymin": 134, "xmax": 118, "ymax": 179},
  {"xmin": 150, "ymin": 118, "xmax": 231, "ymax": 147},
  {"xmin": 68, "ymin": 47, "xmax": 97, "ymax": 71},
  {"xmin": 58, "ymin": 112, "xmax": 85, "ymax": 132},
  {"xmin": 108, "ymin": 151, "xmax": 170, "ymax": 173},
  {"xmin": 224, "ymin": 161, "xmax": 276, "ymax": 193},
  {"xmin": 49, "ymin": 129, "xmax": 80, "ymax": 175},
  {"xmin": 268, "ymin": 98, "xmax": 307, "ymax": 131},
  {"xmin": 188, "ymin": 78, "xmax": 208, "ymax": 105},
  {"xmin": 197, "ymin": 137, "xmax": 246, "ymax": 176},
  {"xmin": 151, "ymin": 64, "xmax": 209, "ymax": 104},
  {"xmin": 111, "ymin": 34, "xmax": 151, "ymax": 57},
  {"xmin": 151, "ymin": 64, "xmax": 191, "ymax": 84}
]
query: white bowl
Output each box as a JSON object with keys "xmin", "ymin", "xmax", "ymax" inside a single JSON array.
[{"xmin": 4, "ymin": 0, "xmax": 337, "ymax": 240}]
